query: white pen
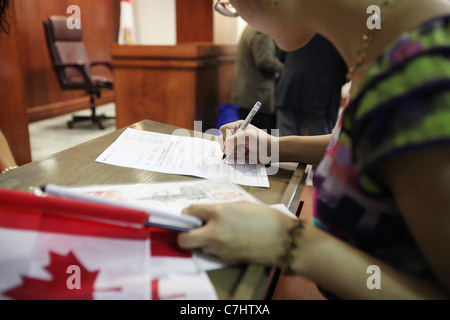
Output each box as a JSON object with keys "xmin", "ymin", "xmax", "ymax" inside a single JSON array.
[
  {"xmin": 41, "ymin": 184, "xmax": 203, "ymax": 231},
  {"xmin": 222, "ymin": 101, "xmax": 262, "ymax": 160}
]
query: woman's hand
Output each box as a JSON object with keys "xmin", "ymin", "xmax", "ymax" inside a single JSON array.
[
  {"xmin": 177, "ymin": 201, "xmax": 295, "ymax": 266},
  {"xmin": 219, "ymin": 121, "xmax": 278, "ymax": 164}
]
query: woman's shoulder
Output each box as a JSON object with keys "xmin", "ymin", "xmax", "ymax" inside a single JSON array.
[{"xmin": 347, "ymin": 14, "xmax": 450, "ymax": 124}]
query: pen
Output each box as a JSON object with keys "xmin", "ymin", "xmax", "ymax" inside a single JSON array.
[
  {"xmin": 222, "ymin": 101, "xmax": 262, "ymax": 160},
  {"xmin": 40, "ymin": 184, "xmax": 204, "ymax": 231}
]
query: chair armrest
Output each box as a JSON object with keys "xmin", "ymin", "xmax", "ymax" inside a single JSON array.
[
  {"xmin": 90, "ymin": 61, "xmax": 112, "ymax": 70},
  {"xmin": 53, "ymin": 61, "xmax": 86, "ymax": 70},
  {"xmin": 53, "ymin": 62, "xmax": 95, "ymax": 88}
]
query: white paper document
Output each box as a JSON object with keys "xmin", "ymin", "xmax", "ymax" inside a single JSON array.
[
  {"xmin": 51, "ymin": 179, "xmax": 295, "ymax": 273},
  {"xmin": 64, "ymin": 177, "xmax": 261, "ymax": 207},
  {"xmin": 95, "ymin": 128, "xmax": 270, "ymax": 188},
  {"xmin": 51, "ymin": 178, "xmax": 261, "ymax": 233}
]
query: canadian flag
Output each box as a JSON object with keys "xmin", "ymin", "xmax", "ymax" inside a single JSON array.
[
  {"xmin": 118, "ymin": 0, "xmax": 136, "ymax": 45},
  {"xmin": 150, "ymin": 228, "xmax": 218, "ymax": 300},
  {"xmin": 0, "ymin": 189, "xmax": 151, "ymax": 300},
  {"xmin": 0, "ymin": 189, "xmax": 217, "ymax": 300}
]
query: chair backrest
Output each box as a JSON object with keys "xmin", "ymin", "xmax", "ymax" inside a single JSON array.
[{"xmin": 43, "ymin": 16, "xmax": 92, "ymax": 85}]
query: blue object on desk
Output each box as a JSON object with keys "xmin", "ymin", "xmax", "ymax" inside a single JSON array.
[{"xmin": 216, "ymin": 103, "xmax": 240, "ymax": 130}]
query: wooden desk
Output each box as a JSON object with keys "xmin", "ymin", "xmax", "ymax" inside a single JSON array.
[{"xmin": 0, "ymin": 120, "xmax": 307, "ymax": 300}]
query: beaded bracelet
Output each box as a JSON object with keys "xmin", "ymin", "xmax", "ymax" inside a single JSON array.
[
  {"xmin": 280, "ymin": 220, "xmax": 304, "ymax": 275},
  {"xmin": 1, "ymin": 166, "xmax": 18, "ymax": 174}
]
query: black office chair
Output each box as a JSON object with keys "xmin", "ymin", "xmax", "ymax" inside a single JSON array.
[{"xmin": 43, "ymin": 16, "xmax": 114, "ymax": 129}]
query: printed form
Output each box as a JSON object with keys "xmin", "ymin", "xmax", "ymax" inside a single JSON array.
[{"xmin": 96, "ymin": 128, "xmax": 270, "ymax": 188}]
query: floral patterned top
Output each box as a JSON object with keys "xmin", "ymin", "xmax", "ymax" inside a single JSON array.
[{"xmin": 313, "ymin": 15, "xmax": 450, "ymax": 280}]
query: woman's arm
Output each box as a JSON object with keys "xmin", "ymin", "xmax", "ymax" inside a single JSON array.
[
  {"xmin": 278, "ymin": 145, "xmax": 450, "ymax": 298},
  {"xmin": 178, "ymin": 200, "xmax": 449, "ymax": 299},
  {"xmin": 287, "ymin": 221, "xmax": 448, "ymax": 299},
  {"xmin": 292, "ymin": 145, "xmax": 450, "ymax": 299},
  {"xmin": 220, "ymin": 121, "xmax": 331, "ymax": 165},
  {"xmin": 278, "ymin": 134, "xmax": 331, "ymax": 165},
  {"xmin": 377, "ymin": 146, "xmax": 450, "ymax": 295},
  {"xmin": 178, "ymin": 144, "xmax": 450, "ymax": 299}
]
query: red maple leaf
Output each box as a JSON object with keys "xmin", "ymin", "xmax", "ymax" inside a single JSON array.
[
  {"xmin": 4, "ymin": 251, "xmax": 119, "ymax": 300},
  {"xmin": 151, "ymin": 279, "xmax": 186, "ymax": 300}
]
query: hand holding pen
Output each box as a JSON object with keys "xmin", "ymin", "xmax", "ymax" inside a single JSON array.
[{"xmin": 221, "ymin": 101, "xmax": 261, "ymax": 160}]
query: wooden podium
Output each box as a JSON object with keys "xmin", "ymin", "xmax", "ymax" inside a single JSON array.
[{"xmin": 110, "ymin": 43, "xmax": 237, "ymax": 130}]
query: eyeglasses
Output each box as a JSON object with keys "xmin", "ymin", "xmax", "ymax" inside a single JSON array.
[{"xmin": 214, "ymin": 1, "xmax": 239, "ymax": 17}]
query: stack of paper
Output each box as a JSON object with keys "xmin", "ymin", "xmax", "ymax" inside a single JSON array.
[{"xmin": 95, "ymin": 128, "xmax": 270, "ymax": 188}]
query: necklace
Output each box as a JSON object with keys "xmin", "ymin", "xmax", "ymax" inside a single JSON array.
[
  {"xmin": 269, "ymin": 0, "xmax": 278, "ymax": 11},
  {"xmin": 346, "ymin": 0, "xmax": 400, "ymax": 80}
]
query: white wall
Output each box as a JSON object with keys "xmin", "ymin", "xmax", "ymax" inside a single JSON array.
[
  {"xmin": 213, "ymin": 14, "xmax": 247, "ymax": 44},
  {"xmin": 130, "ymin": 0, "xmax": 245, "ymax": 45},
  {"xmin": 212, "ymin": 0, "xmax": 247, "ymax": 44},
  {"xmin": 236, "ymin": 17, "xmax": 247, "ymax": 40},
  {"xmin": 132, "ymin": 0, "xmax": 177, "ymax": 45}
]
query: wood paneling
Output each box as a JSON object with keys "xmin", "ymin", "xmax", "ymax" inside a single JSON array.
[
  {"xmin": 176, "ymin": 0, "xmax": 213, "ymax": 44},
  {"xmin": 0, "ymin": 0, "xmax": 31, "ymax": 165},
  {"xmin": 110, "ymin": 43, "xmax": 236, "ymax": 130},
  {"xmin": 0, "ymin": 0, "xmax": 118, "ymax": 165},
  {"xmin": 13, "ymin": 0, "xmax": 119, "ymax": 122}
]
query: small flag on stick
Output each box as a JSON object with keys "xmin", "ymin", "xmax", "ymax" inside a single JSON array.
[{"xmin": 118, "ymin": 0, "xmax": 136, "ymax": 45}]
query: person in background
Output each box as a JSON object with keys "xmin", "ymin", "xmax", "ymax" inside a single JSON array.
[
  {"xmin": 275, "ymin": 34, "xmax": 347, "ymax": 137},
  {"xmin": 276, "ymin": 35, "xmax": 347, "ymax": 186},
  {"xmin": 0, "ymin": 0, "xmax": 18, "ymax": 174},
  {"xmin": 229, "ymin": 24, "xmax": 284, "ymax": 131},
  {"xmin": 179, "ymin": 0, "xmax": 450, "ymax": 299}
]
